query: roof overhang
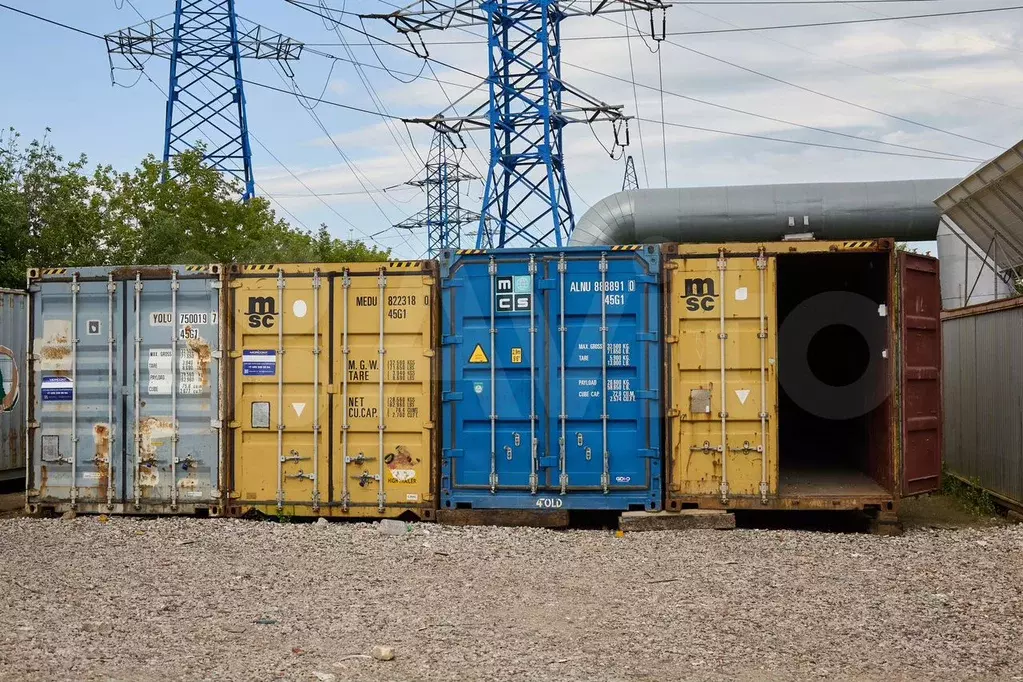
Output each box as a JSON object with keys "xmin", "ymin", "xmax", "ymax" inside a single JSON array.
[{"xmin": 935, "ymin": 140, "xmax": 1023, "ymax": 271}]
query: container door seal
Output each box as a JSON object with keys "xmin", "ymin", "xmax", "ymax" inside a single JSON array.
[{"xmin": 898, "ymin": 251, "xmax": 942, "ymax": 496}]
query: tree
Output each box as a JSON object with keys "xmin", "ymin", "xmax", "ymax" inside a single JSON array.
[{"xmin": 0, "ymin": 129, "xmax": 389, "ymax": 289}]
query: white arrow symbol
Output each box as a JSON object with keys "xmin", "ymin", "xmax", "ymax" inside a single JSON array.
[
  {"xmin": 292, "ymin": 402, "xmax": 306, "ymax": 417},
  {"xmin": 735, "ymin": 389, "xmax": 750, "ymax": 405}
]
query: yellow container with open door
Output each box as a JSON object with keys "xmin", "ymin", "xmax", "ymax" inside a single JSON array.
[{"xmin": 227, "ymin": 262, "xmax": 438, "ymax": 519}]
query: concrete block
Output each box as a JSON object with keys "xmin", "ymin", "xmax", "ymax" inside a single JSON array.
[{"xmin": 619, "ymin": 509, "xmax": 736, "ymax": 532}]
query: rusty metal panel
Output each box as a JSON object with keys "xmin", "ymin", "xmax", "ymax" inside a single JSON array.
[
  {"xmin": 1, "ymin": 288, "xmax": 28, "ymax": 483},
  {"xmin": 229, "ymin": 261, "xmax": 438, "ymax": 519},
  {"xmin": 899, "ymin": 253, "xmax": 943, "ymax": 496},
  {"xmin": 27, "ymin": 266, "xmax": 224, "ymax": 514},
  {"xmin": 943, "ymin": 303, "xmax": 1023, "ymax": 507}
]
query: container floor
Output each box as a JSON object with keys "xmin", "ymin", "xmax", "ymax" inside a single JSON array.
[{"xmin": 779, "ymin": 468, "xmax": 888, "ymax": 497}]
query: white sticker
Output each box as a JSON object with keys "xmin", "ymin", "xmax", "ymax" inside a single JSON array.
[
  {"xmin": 149, "ymin": 348, "xmax": 205, "ymax": 395},
  {"xmin": 406, "ymin": 493, "xmax": 420, "ymax": 502},
  {"xmin": 151, "ymin": 312, "xmax": 173, "ymax": 326},
  {"xmin": 735, "ymin": 287, "xmax": 748, "ymax": 301},
  {"xmin": 735, "ymin": 389, "xmax": 750, "ymax": 405},
  {"xmin": 83, "ymin": 471, "xmax": 101, "ymax": 480},
  {"xmin": 187, "ymin": 490, "xmax": 204, "ymax": 498},
  {"xmin": 293, "ymin": 300, "xmax": 308, "ymax": 318},
  {"xmin": 292, "ymin": 402, "xmax": 306, "ymax": 417}
]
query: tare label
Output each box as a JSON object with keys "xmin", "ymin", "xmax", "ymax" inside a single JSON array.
[{"xmin": 243, "ymin": 350, "xmax": 277, "ymax": 376}]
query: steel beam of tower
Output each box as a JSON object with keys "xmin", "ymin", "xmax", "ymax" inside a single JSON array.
[
  {"xmin": 365, "ymin": 1, "xmax": 667, "ymax": 248},
  {"xmin": 395, "ymin": 131, "xmax": 483, "ymax": 256},
  {"xmin": 106, "ymin": 0, "xmax": 303, "ymax": 199},
  {"xmin": 622, "ymin": 155, "xmax": 639, "ymax": 191}
]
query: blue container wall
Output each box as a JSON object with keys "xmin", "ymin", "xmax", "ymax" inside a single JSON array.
[
  {"xmin": 1, "ymin": 289, "xmax": 28, "ymax": 483},
  {"xmin": 440, "ymin": 247, "xmax": 662, "ymax": 511},
  {"xmin": 28, "ymin": 266, "xmax": 222, "ymax": 513}
]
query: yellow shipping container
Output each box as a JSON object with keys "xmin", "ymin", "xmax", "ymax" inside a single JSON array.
[
  {"xmin": 227, "ymin": 262, "xmax": 438, "ymax": 519},
  {"xmin": 663, "ymin": 240, "xmax": 942, "ymax": 516}
]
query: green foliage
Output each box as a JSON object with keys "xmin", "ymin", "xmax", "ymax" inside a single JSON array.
[
  {"xmin": 0, "ymin": 129, "xmax": 388, "ymax": 288},
  {"xmin": 941, "ymin": 468, "xmax": 999, "ymax": 517}
]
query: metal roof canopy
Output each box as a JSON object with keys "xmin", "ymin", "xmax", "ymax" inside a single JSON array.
[{"xmin": 935, "ymin": 141, "xmax": 1023, "ymax": 272}]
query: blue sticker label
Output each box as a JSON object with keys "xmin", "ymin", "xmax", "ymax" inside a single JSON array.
[
  {"xmin": 41, "ymin": 376, "xmax": 74, "ymax": 402},
  {"xmin": 242, "ymin": 350, "xmax": 277, "ymax": 376}
]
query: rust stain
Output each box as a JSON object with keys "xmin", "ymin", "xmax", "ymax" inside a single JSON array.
[
  {"xmin": 40, "ymin": 344, "xmax": 71, "ymax": 361},
  {"xmin": 94, "ymin": 424, "xmax": 111, "ymax": 496},
  {"xmin": 138, "ymin": 417, "xmax": 174, "ymax": 490},
  {"xmin": 109, "ymin": 265, "xmax": 174, "ymax": 280},
  {"xmin": 39, "ymin": 464, "xmax": 48, "ymax": 497},
  {"xmin": 186, "ymin": 336, "xmax": 212, "ymax": 387}
]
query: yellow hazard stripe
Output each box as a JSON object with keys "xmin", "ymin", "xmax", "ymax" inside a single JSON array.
[
  {"xmin": 456, "ymin": 249, "xmax": 485, "ymax": 255},
  {"xmin": 841, "ymin": 240, "xmax": 877, "ymax": 249},
  {"xmin": 41, "ymin": 268, "xmax": 68, "ymax": 275},
  {"xmin": 611, "ymin": 245, "xmax": 641, "ymax": 251},
  {"xmin": 242, "ymin": 264, "xmax": 278, "ymax": 271},
  {"xmin": 386, "ymin": 261, "xmax": 420, "ymax": 268},
  {"xmin": 185, "ymin": 265, "xmax": 206, "ymax": 272}
]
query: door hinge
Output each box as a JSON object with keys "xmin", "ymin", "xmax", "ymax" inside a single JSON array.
[
  {"xmin": 636, "ymin": 332, "xmax": 658, "ymax": 342},
  {"xmin": 442, "ymin": 391, "xmax": 463, "ymax": 402},
  {"xmin": 637, "ymin": 448, "xmax": 660, "ymax": 459},
  {"xmin": 442, "ymin": 334, "xmax": 463, "ymax": 346},
  {"xmin": 539, "ymin": 456, "xmax": 558, "ymax": 468},
  {"xmin": 443, "ymin": 448, "xmax": 464, "ymax": 459},
  {"xmin": 637, "ymin": 389, "xmax": 659, "ymax": 400},
  {"xmin": 537, "ymin": 279, "xmax": 557, "ymax": 290},
  {"xmin": 440, "ymin": 279, "xmax": 464, "ymax": 289}
]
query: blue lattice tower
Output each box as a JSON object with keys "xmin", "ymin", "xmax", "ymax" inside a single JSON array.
[
  {"xmin": 395, "ymin": 131, "xmax": 482, "ymax": 256},
  {"xmin": 367, "ymin": 1, "xmax": 666, "ymax": 248},
  {"xmin": 106, "ymin": 1, "xmax": 303, "ymax": 199},
  {"xmin": 622, "ymin": 155, "xmax": 639, "ymax": 191}
]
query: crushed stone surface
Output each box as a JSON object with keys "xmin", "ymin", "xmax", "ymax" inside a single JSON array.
[{"xmin": 1, "ymin": 517, "xmax": 1022, "ymax": 681}]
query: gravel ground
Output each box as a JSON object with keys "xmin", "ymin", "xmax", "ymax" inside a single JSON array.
[{"xmin": 1, "ymin": 517, "xmax": 1022, "ymax": 682}]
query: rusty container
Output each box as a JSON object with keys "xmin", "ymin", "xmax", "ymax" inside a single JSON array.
[
  {"xmin": 1, "ymin": 288, "xmax": 29, "ymax": 486},
  {"xmin": 663, "ymin": 240, "xmax": 942, "ymax": 516},
  {"xmin": 226, "ymin": 261, "xmax": 438, "ymax": 520},
  {"xmin": 26, "ymin": 266, "xmax": 227, "ymax": 515}
]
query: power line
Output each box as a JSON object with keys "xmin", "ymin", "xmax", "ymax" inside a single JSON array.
[
  {"xmin": 595, "ymin": 13, "xmax": 1006, "ymax": 150},
  {"xmin": 298, "ymin": 2, "xmax": 1023, "ymax": 44},
  {"xmin": 0, "ymin": 2, "xmax": 103, "ymax": 39},
  {"xmin": 636, "ymin": 115, "xmax": 983, "ymax": 161}
]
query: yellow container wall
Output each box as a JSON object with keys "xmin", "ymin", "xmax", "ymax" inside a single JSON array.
[
  {"xmin": 229, "ymin": 263, "xmax": 437, "ymax": 519},
  {"xmin": 666, "ymin": 252, "xmax": 778, "ymax": 502}
]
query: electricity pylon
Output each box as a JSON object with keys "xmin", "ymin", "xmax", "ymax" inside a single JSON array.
[
  {"xmin": 106, "ymin": 0, "xmax": 303, "ymax": 199},
  {"xmin": 622, "ymin": 155, "xmax": 640, "ymax": 191},
  {"xmin": 395, "ymin": 131, "xmax": 482, "ymax": 256},
  {"xmin": 364, "ymin": 1, "xmax": 668, "ymax": 248}
]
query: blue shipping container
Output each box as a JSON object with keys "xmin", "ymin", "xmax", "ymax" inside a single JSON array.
[
  {"xmin": 27, "ymin": 265, "xmax": 224, "ymax": 515},
  {"xmin": 439, "ymin": 246, "xmax": 662, "ymax": 511}
]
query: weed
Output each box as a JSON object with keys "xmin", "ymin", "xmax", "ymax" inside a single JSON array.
[{"xmin": 941, "ymin": 468, "xmax": 999, "ymax": 517}]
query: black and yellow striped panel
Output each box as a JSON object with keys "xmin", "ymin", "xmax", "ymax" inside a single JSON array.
[
  {"xmin": 184, "ymin": 265, "xmax": 206, "ymax": 272},
  {"xmin": 41, "ymin": 268, "xmax": 69, "ymax": 275},
  {"xmin": 842, "ymin": 240, "xmax": 878, "ymax": 249},
  {"xmin": 242, "ymin": 264, "xmax": 278, "ymax": 271},
  {"xmin": 456, "ymin": 249, "xmax": 486, "ymax": 255},
  {"xmin": 387, "ymin": 261, "xmax": 420, "ymax": 268},
  {"xmin": 610, "ymin": 245, "xmax": 642, "ymax": 251}
]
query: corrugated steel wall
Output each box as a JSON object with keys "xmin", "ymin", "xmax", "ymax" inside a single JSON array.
[
  {"xmin": 943, "ymin": 299, "xmax": 1023, "ymax": 507},
  {"xmin": 1, "ymin": 288, "xmax": 28, "ymax": 483}
]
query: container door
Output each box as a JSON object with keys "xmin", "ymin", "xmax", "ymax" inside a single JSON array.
[
  {"xmin": 668, "ymin": 252, "xmax": 778, "ymax": 501},
  {"xmin": 128, "ymin": 270, "xmax": 221, "ymax": 507},
  {"xmin": 898, "ymin": 252, "xmax": 942, "ymax": 496},
  {"xmin": 548, "ymin": 250, "xmax": 660, "ymax": 498},
  {"xmin": 444, "ymin": 255, "xmax": 542, "ymax": 494},
  {"xmin": 33, "ymin": 276, "xmax": 124, "ymax": 505},
  {"xmin": 333, "ymin": 266, "xmax": 435, "ymax": 513},
  {"xmin": 233, "ymin": 269, "xmax": 330, "ymax": 511},
  {"xmin": 1, "ymin": 291, "xmax": 28, "ymax": 480}
]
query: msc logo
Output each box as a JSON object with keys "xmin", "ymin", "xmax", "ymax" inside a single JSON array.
[
  {"xmin": 247, "ymin": 296, "xmax": 277, "ymax": 328},
  {"xmin": 683, "ymin": 277, "xmax": 717, "ymax": 312}
]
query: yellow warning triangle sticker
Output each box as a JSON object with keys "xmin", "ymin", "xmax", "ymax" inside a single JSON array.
[{"xmin": 468, "ymin": 344, "xmax": 489, "ymax": 364}]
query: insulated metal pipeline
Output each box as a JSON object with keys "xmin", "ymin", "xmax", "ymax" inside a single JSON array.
[{"xmin": 569, "ymin": 179, "xmax": 959, "ymax": 247}]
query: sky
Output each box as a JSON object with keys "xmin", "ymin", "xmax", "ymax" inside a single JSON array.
[{"xmin": 2, "ymin": 0, "xmax": 1022, "ymax": 259}]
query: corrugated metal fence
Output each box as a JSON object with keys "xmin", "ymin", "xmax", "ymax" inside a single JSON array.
[{"xmin": 943, "ymin": 297, "xmax": 1023, "ymax": 509}]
